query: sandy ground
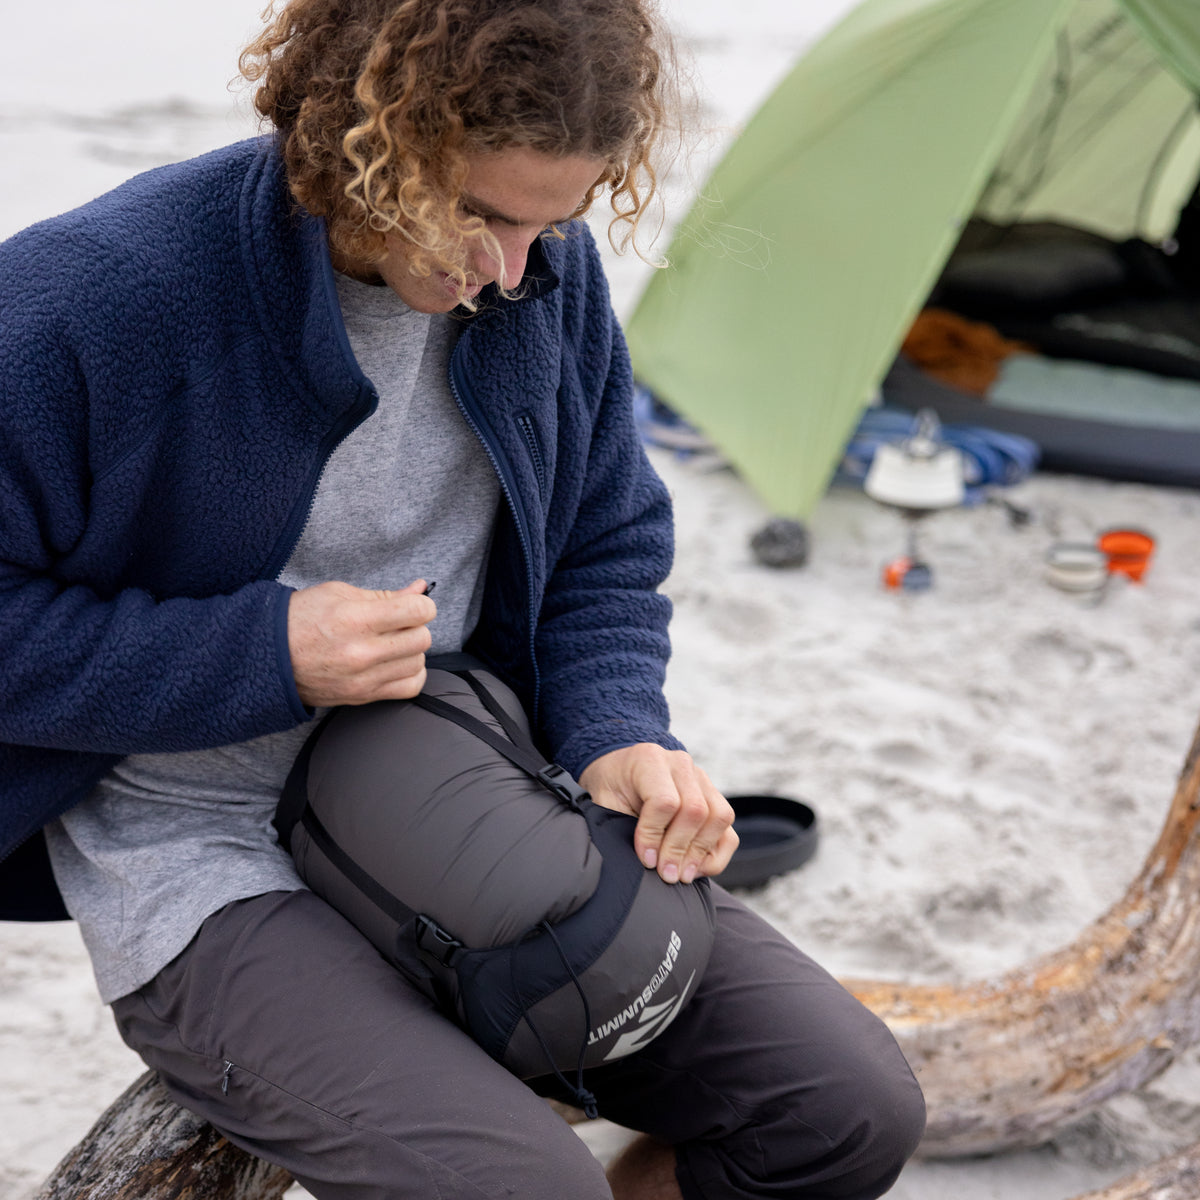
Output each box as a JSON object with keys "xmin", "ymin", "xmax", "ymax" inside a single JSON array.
[{"xmin": 4, "ymin": 2, "xmax": 1200, "ymax": 1197}]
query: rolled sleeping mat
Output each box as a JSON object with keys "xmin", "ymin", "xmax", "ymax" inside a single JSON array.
[{"xmin": 276, "ymin": 655, "xmax": 715, "ymax": 1113}]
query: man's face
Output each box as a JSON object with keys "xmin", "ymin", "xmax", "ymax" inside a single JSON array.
[{"xmin": 363, "ymin": 146, "xmax": 605, "ymax": 313}]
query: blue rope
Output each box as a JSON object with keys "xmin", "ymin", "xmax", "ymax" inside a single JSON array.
[
  {"xmin": 838, "ymin": 406, "xmax": 1040, "ymax": 503},
  {"xmin": 632, "ymin": 385, "xmax": 1040, "ymax": 505}
]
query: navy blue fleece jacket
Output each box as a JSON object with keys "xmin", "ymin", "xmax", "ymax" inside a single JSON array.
[{"xmin": 0, "ymin": 138, "xmax": 681, "ymax": 891}]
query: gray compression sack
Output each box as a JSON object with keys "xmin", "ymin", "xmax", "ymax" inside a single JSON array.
[{"xmin": 275, "ymin": 654, "xmax": 715, "ymax": 1116}]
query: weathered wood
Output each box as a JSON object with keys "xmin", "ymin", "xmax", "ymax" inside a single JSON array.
[
  {"xmin": 846, "ymin": 720, "xmax": 1200, "ymax": 1158},
  {"xmin": 1070, "ymin": 1137, "xmax": 1200, "ymax": 1200},
  {"xmin": 33, "ymin": 1070, "xmax": 292, "ymax": 1200},
  {"xmin": 34, "ymin": 1071, "xmax": 588, "ymax": 1197}
]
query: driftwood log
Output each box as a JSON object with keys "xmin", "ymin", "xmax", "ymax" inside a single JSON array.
[
  {"xmin": 32, "ymin": 1071, "xmax": 588, "ymax": 1199},
  {"xmin": 1069, "ymin": 1138, "xmax": 1200, "ymax": 1200},
  {"xmin": 847, "ymin": 718, "xmax": 1200, "ymax": 1158},
  {"xmin": 32, "ymin": 1070, "xmax": 291, "ymax": 1200}
]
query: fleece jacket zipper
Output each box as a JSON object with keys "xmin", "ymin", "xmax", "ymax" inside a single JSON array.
[
  {"xmin": 260, "ymin": 385, "xmax": 380, "ymax": 581},
  {"xmin": 447, "ymin": 340, "xmax": 540, "ymax": 722}
]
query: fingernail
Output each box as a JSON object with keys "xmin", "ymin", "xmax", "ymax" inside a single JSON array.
[
  {"xmin": 662, "ymin": 862, "xmax": 679, "ymax": 884},
  {"xmin": 642, "ymin": 848, "xmax": 657, "ymax": 870},
  {"xmin": 681, "ymin": 864, "xmax": 697, "ymax": 884}
]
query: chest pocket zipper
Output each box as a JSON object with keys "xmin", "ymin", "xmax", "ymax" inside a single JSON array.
[{"xmin": 515, "ymin": 413, "xmax": 546, "ymax": 497}]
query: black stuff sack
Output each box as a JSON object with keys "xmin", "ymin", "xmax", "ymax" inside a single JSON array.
[{"xmin": 275, "ymin": 654, "xmax": 715, "ymax": 1116}]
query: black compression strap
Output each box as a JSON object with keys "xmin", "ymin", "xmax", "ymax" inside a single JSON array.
[
  {"xmin": 453, "ymin": 669, "xmax": 540, "ymax": 757},
  {"xmin": 411, "ymin": 692, "xmax": 588, "ymax": 811},
  {"xmin": 274, "ymin": 710, "xmax": 336, "ymax": 852},
  {"xmin": 412, "ymin": 692, "xmax": 551, "ymax": 784},
  {"xmin": 299, "ymin": 803, "xmax": 416, "ymax": 928}
]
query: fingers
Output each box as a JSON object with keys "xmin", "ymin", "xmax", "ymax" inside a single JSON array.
[
  {"xmin": 287, "ymin": 579, "xmax": 438, "ymax": 707},
  {"xmin": 637, "ymin": 759, "xmax": 737, "ymax": 884},
  {"xmin": 580, "ymin": 745, "xmax": 738, "ymax": 886}
]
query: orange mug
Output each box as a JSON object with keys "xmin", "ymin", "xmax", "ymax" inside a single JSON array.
[{"xmin": 1097, "ymin": 529, "xmax": 1155, "ymax": 582}]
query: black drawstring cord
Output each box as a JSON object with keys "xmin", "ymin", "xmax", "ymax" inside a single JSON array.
[
  {"xmin": 509, "ymin": 921, "xmax": 599, "ymax": 1119},
  {"xmin": 541, "ymin": 920, "xmax": 597, "ymax": 1118}
]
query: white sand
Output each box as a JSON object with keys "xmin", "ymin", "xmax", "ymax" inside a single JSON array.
[{"xmin": 5, "ymin": 2, "xmax": 1200, "ymax": 1197}]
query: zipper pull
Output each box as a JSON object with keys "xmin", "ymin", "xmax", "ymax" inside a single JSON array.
[{"xmin": 221, "ymin": 1061, "xmax": 234, "ymax": 1095}]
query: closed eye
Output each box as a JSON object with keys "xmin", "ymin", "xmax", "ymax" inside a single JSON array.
[{"xmin": 458, "ymin": 194, "xmax": 579, "ymax": 232}]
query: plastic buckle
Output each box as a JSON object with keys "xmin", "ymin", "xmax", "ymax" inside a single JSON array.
[
  {"xmin": 414, "ymin": 914, "xmax": 464, "ymax": 968},
  {"xmin": 536, "ymin": 764, "xmax": 590, "ymax": 810}
]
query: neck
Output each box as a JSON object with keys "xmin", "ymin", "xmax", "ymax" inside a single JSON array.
[{"xmin": 329, "ymin": 242, "xmax": 387, "ymax": 286}]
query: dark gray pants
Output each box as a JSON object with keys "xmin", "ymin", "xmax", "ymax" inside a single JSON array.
[{"xmin": 112, "ymin": 886, "xmax": 924, "ymax": 1200}]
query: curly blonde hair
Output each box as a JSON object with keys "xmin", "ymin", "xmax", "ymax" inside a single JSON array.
[{"xmin": 240, "ymin": 0, "xmax": 674, "ymax": 296}]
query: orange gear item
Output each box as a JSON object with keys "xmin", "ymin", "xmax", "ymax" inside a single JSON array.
[{"xmin": 1097, "ymin": 529, "xmax": 1155, "ymax": 582}]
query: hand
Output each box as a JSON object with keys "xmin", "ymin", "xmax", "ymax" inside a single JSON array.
[
  {"xmin": 287, "ymin": 579, "xmax": 436, "ymax": 707},
  {"xmin": 579, "ymin": 745, "xmax": 738, "ymax": 885}
]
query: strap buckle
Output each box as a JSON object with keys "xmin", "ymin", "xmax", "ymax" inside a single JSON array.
[
  {"xmin": 414, "ymin": 914, "xmax": 465, "ymax": 968},
  {"xmin": 536, "ymin": 764, "xmax": 590, "ymax": 810}
]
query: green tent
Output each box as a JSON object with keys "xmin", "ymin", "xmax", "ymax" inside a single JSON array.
[{"xmin": 624, "ymin": 0, "xmax": 1200, "ymax": 518}]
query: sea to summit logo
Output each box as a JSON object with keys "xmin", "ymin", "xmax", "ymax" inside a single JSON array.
[{"xmin": 588, "ymin": 930, "xmax": 697, "ymax": 1060}]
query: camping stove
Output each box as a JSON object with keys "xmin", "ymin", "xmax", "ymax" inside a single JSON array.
[{"xmin": 864, "ymin": 408, "xmax": 965, "ymax": 591}]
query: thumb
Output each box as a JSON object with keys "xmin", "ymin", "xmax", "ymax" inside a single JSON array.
[{"xmin": 371, "ymin": 579, "xmax": 430, "ymax": 601}]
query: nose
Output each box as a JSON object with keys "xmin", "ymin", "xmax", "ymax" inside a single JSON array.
[{"xmin": 473, "ymin": 226, "xmax": 537, "ymax": 290}]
